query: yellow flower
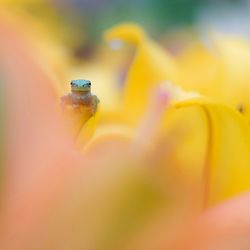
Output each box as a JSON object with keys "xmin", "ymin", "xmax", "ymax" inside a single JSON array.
[
  {"xmin": 81, "ymin": 23, "xmax": 250, "ymax": 221},
  {"xmin": 100, "ymin": 23, "xmax": 250, "ymax": 207},
  {"xmin": 2, "ymin": 14, "xmax": 250, "ymax": 250}
]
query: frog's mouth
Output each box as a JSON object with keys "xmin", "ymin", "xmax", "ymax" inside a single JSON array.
[{"xmin": 71, "ymin": 86, "xmax": 90, "ymax": 92}]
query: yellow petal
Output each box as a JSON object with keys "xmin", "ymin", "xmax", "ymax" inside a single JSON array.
[
  {"xmin": 62, "ymin": 105, "xmax": 99, "ymax": 148},
  {"xmin": 212, "ymin": 33, "xmax": 250, "ymax": 118},
  {"xmin": 177, "ymin": 33, "xmax": 250, "ymax": 120},
  {"xmin": 160, "ymin": 99, "xmax": 250, "ymax": 207},
  {"xmin": 75, "ymin": 111, "xmax": 100, "ymax": 148},
  {"xmin": 83, "ymin": 123, "xmax": 135, "ymax": 153},
  {"xmin": 177, "ymin": 42, "xmax": 223, "ymax": 97},
  {"xmin": 104, "ymin": 23, "xmax": 178, "ymax": 123},
  {"xmin": 152, "ymin": 102, "xmax": 209, "ymax": 210}
]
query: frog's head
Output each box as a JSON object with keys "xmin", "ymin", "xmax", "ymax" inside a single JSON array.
[{"xmin": 71, "ymin": 79, "xmax": 91, "ymax": 92}]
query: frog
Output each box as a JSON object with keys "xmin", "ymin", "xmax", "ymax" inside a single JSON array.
[{"xmin": 61, "ymin": 79, "xmax": 99, "ymax": 115}]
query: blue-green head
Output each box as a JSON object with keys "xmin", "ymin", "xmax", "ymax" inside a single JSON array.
[{"xmin": 71, "ymin": 79, "xmax": 91, "ymax": 92}]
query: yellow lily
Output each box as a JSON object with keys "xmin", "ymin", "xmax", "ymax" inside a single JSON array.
[
  {"xmin": 2, "ymin": 14, "xmax": 250, "ymax": 250},
  {"xmin": 86, "ymin": 23, "xmax": 250, "ymax": 209}
]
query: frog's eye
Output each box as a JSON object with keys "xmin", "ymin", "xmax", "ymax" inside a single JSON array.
[
  {"xmin": 88, "ymin": 82, "xmax": 91, "ymax": 87},
  {"xmin": 70, "ymin": 81, "xmax": 76, "ymax": 86}
]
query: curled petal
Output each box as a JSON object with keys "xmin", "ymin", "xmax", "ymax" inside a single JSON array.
[{"xmin": 104, "ymin": 23, "xmax": 178, "ymax": 124}]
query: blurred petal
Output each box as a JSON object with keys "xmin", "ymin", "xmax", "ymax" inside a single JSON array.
[
  {"xmin": 0, "ymin": 17, "xmax": 82, "ymax": 249},
  {"xmin": 212, "ymin": 33, "xmax": 250, "ymax": 118},
  {"xmin": 177, "ymin": 42, "xmax": 222, "ymax": 96},
  {"xmin": 58, "ymin": 87, "xmax": 170, "ymax": 250},
  {"xmin": 104, "ymin": 23, "xmax": 178, "ymax": 123},
  {"xmin": 160, "ymin": 99, "xmax": 250, "ymax": 207},
  {"xmin": 0, "ymin": 77, "xmax": 5, "ymax": 189},
  {"xmin": 178, "ymin": 33, "xmax": 250, "ymax": 120},
  {"xmin": 176, "ymin": 192, "xmax": 250, "ymax": 250}
]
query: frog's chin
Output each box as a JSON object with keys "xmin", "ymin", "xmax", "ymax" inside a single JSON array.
[{"xmin": 71, "ymin": 87, "xmax": 90, "ymax": 92}]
